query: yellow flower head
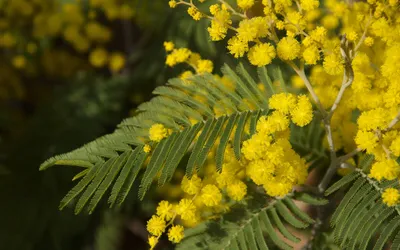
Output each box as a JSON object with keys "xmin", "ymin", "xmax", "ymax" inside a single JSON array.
[
  {"xmin": 12, "ymin": 55, "xmax": 27, "ymax": 69},
  {"xmin": 156, "ymin": 200, "xmax": 174, "ymax": 220},
  {"xmin": 188, "ymin": 6, "xmax": 202, "ymax": 21},
  {"xmin": 269, "ymin": 93, "xmax": 297, "ymax": 114},
  {"xmin": 148, "ymin": 236, "xmax": 158, "ymax": 249},
  {"xmin": 109, "ymin": 52, "xmax": 125, "ymax": 73},
  {"xmin": 369, "ymin": 159, "xmax": 400, "ymax": 181},
  {"xmin": 263, "ymin": 179, "xmax": 293, "ymax": 197},
  {"xmin": 364, "ymin": 37, "xmax": 374, "ymax": 47},
  {"xmin": 144, "ymin": 144, "xmax": 151, "ymax": 153},
  {"xmin": 357, "ymin": 108, "xmax": 390, "ymax": 131},
  {"xmin": 300, "ymin": 0, "xmax": 319, "ymax": 11},
  {"xmin": 196, "ymin": 59, "xmax": 213, "ymax": 74},
  {"xmin": 227, "ymin": 36, "xmax": 249, "ymax": 58},
  {"xmin": 277, "ymin": 37, "xmax": 301, "ymax": 61},
  {"xmin": 176, "ymin": 198, "xmax": 197, "ymax": 221},
  {"xmin": 237, "ymin": 0, "xmax": 255, "ymax": 10},
  {"xmin": 166, "ymin": 48, "xmax": 192, "ymax": 67},
  {"xmin": 382, "ymin": 188, "xmax": 400, "ymax": 207},
  {"xmin": 227, "ymin": 180, "xmax": 247, "ymax": 201},
  {"xmin": 147, "ymin": 215, "xmax": 166, "ymax": 236},
  {"xmin": 200, "ymin": 184, "xmax": 222, "ymax": 207},
  {"xmin": 181, "ymin": 174, "xmax": 202, "ymax": 195},
  {"xmin": 207, "ymin": 4, "xmax": 231, "ymax": 41},
  {"xmin": 303, "ymin": 45, "xmax": 320, "ymax": 65},
  {"xmin": 164, "ymin": 41, "xmax": 175, "ymax": 52},
  {"xmin": 355, "ymin": 130, "xmax": 378, "ymax": 152},
  {"xmin": 268, "ymin": 111, "xmax": 290, "ymax": 132},
  {"xmin": 390, "ymin": 137, "xmax": 400, "ymax": 157},
  {"xmin": 169, "ymin": 1, "xmax": 177, "ymax": 8},
  {"xmin": 247, "ymin": 43, "xmax": 276, "ymax": 67},
  {"xmin": 89, "ymin": 48, "xmax": 108, "ymax": 68},
  {"xmin": 168, "ymin": 225, "xmax": 185, "ymax": 243},
  {"xmin": 290, "ymin": 95, "xmax": 313, "ymax": 127},
  {"xmin": 149, "ymin": 123, "xmax": 168, "ymax": 142},
  {"xmin": 323, "ymin": 53, "xmax": 343, "ymax": 75}
]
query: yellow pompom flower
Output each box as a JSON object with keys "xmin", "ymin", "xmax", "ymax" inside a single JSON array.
[
  {"xmin": 200, "ymin": 184, "xmax": 222, "ymax": 207},
  {"xmin": 347, "ymin": 31, "xmax": 358, "ymax": 42},
  {"xmin": 268, "ymin": 111, "xmax": 290, "ymax": 132},
  {"xmin": 188, "ymin": 6, "xmax": 202, "ymax": 21},
  {"xmin": 390, "ymin": 137, "xmax": 400, "ymax": 157},
  {"xmin": 89, "ymin": 48, "xmax": 108, "ymax": 68},
  {"xmin": 276, "ymin": 21, "xmax": 285, "ymax": 30},
  {"xmin": 207, "ymin": 5, "xmax": 231, "ymax": 41},
  {"xmin": 269, "ymin": 93, "xmax": 297, "ymax": 114},
  {"xmin": 237, "ymin": 0, "xmax": 255, "ymax": 10},
  {"xmin": 181, "ymin": 174, "xmax": 202, "ymax": 195},
  {"xmin": 303, "ymin": 45, "xmax": 320, "ymax": 65},
  {"xmin": 149, "ymin": 124, "xmax": 168, "ymax": 142},
  {"xmin": 176, "ymin": 199, "xmax": 197, "ymax": 221},
  {"xmin": 169, "ymin": 0, "xmax": 177, "ymax": 8},
  {"xmin": 355, "ymin": 130, "xmax": 378, "ymax": 152},
  {"xmin": 364, "ymin": 37, "xmax": 374, "ymax": 47},
  {"xmin": 357, "ymin": 108, "xmax": 389, "ymax": 131},
  {"xmin": 227, "ymin": 180, "xmax": 247, "ymax": 201},
  {"xmin": 291, "ymin": 95, "xmax": 313, "ymax": 127},
  {"xmin": 147, "ymin": 215, "xmax": 166, "ymax": 236},
  {"xmin": 263, "ymin": 179, "xmax": 293, "ymax": 197},
  {"xmin": 156, "ymin": 201, "xmax": 174, "ymax": 220},
  {"xmin": 277, "ymin": 37, "xmax": 301, "ymax": 61},
  {"xmin": 247, "ymin": 43, "xmax": 276, "ymax": 67},
  {"xmin": 144, "ymin": 144, "xmax": 151, "ymax": 153},
  {"xmin": 109, "ymin": 52, "xmax": 125, "ymax": 73},
  {"xmin": 247, "ymin": 159, "xmax": 275, "ymax": 185},
  {"xmin": 369, "ymin": 159, "xmax": 400, "ymax": 181},
  {"xmin": 227, "ymin": 36, "xmax": 248, "ymax": 58},
  {"xmin": 309, "ymin": 26, "xmax": 327, "ymax": 43},
  {"xmin": 168, "ymin": 225, "xmax": 185, "ymax": 243},
  {"xmin": 382, "ymin": 188, "xmax": 400, "ymax": 207},
  {"xmin": 323, "ymin": 53, "xmax": 343, "ymax": 75},
  {"xmin": 12, "ymin": 55, "xmax": 27, "ymax": 69},
  {"xmin": 164, "ymin": 41, "xmax": 175, "ymax": 52},
  {"xmin": 148, "ymin": 236, "xmax": 158, "ymax": 249},
  {"xmin": 166, "ymin": 48, "xmax": 191, "ymax": 67},
  {"xmin": 0, "ymin": 32, "xmax": 16, "ymax": 48},
  {"xmin": 300, "ymin": 0, "xmax": 319, "ymax": 11},
  {"xmin": 196, "ymin": 59, "xmax": 213, "ymax": 73}
]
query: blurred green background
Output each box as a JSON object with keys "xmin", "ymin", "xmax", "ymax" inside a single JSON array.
[{"xmin": 0, "ymin": 1, "xmax": 228, "ymax": 249}]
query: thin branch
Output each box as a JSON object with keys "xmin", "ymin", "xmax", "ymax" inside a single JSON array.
[
  {"xmin": 288, "ymin": 62, "xmax": 328, "ymax": 118},
  {"xmin": 217, "ymin": 0, "xmax": 247, "ymax": 18},
  {"xmin": 328, "ymin": 39, "xmax": 355, "ymax": 119},
  {"xmin": 384, "ymin": 111, "xmax": 400, "ymax": 132},
  {"xmin": 317, "ymin": 36, "xmax": 355, "ymax": 193},
  {"xmin": 338, "ymin": 148, "xmax": 362, "ymax": 162},
  {"xmin": 353, "ymin": 14, "xmax": 372, "ymax": 55}
]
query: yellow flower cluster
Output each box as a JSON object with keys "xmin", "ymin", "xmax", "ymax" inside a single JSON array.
[
  {"xmin": 242, "ymin": 94, "xmax": 312, "ymax": 197},
  {"xmin": 149, "ymin": 123, "xmax": 171, "ymax": 142},
  {"xmin": 147, "ymin": 136, "xmax": 257, "ymax": 248},
  {"xmin": 147, "ymin": 150, "xmax": 247, "ymax": 248},
  {"xmin": 164, "ymin": 41, "xmax": 214, "ymax": 75},
  {"xmin": 0, "ymin": 0, "xmax": 132, "ymax": 76},
  {"xmin": 382, "ymin": 188, "xmax": 400, "ymax": 207},
  {"xmin": 170, "ymin": 0, "xmax": 400, "ymax": 157},
  {"xmin": 269, "ymin": 93, "xmax": 314, "ymax": 127}
]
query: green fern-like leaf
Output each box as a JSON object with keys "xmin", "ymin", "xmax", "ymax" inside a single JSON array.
[
  {"xmin": 177, "ymin": 193, "xmax": 325, "ymax": 250},
  {"xmin": 39, "ymin": 64, "xmax": 275, "ymax": 213},
  {"xmin": 326, "ymin": 167, "xmax": 400, "ymax": 249},
  {"xmin": 40, "ymin": 64, "xmax": 327, "ymax": 214}
]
